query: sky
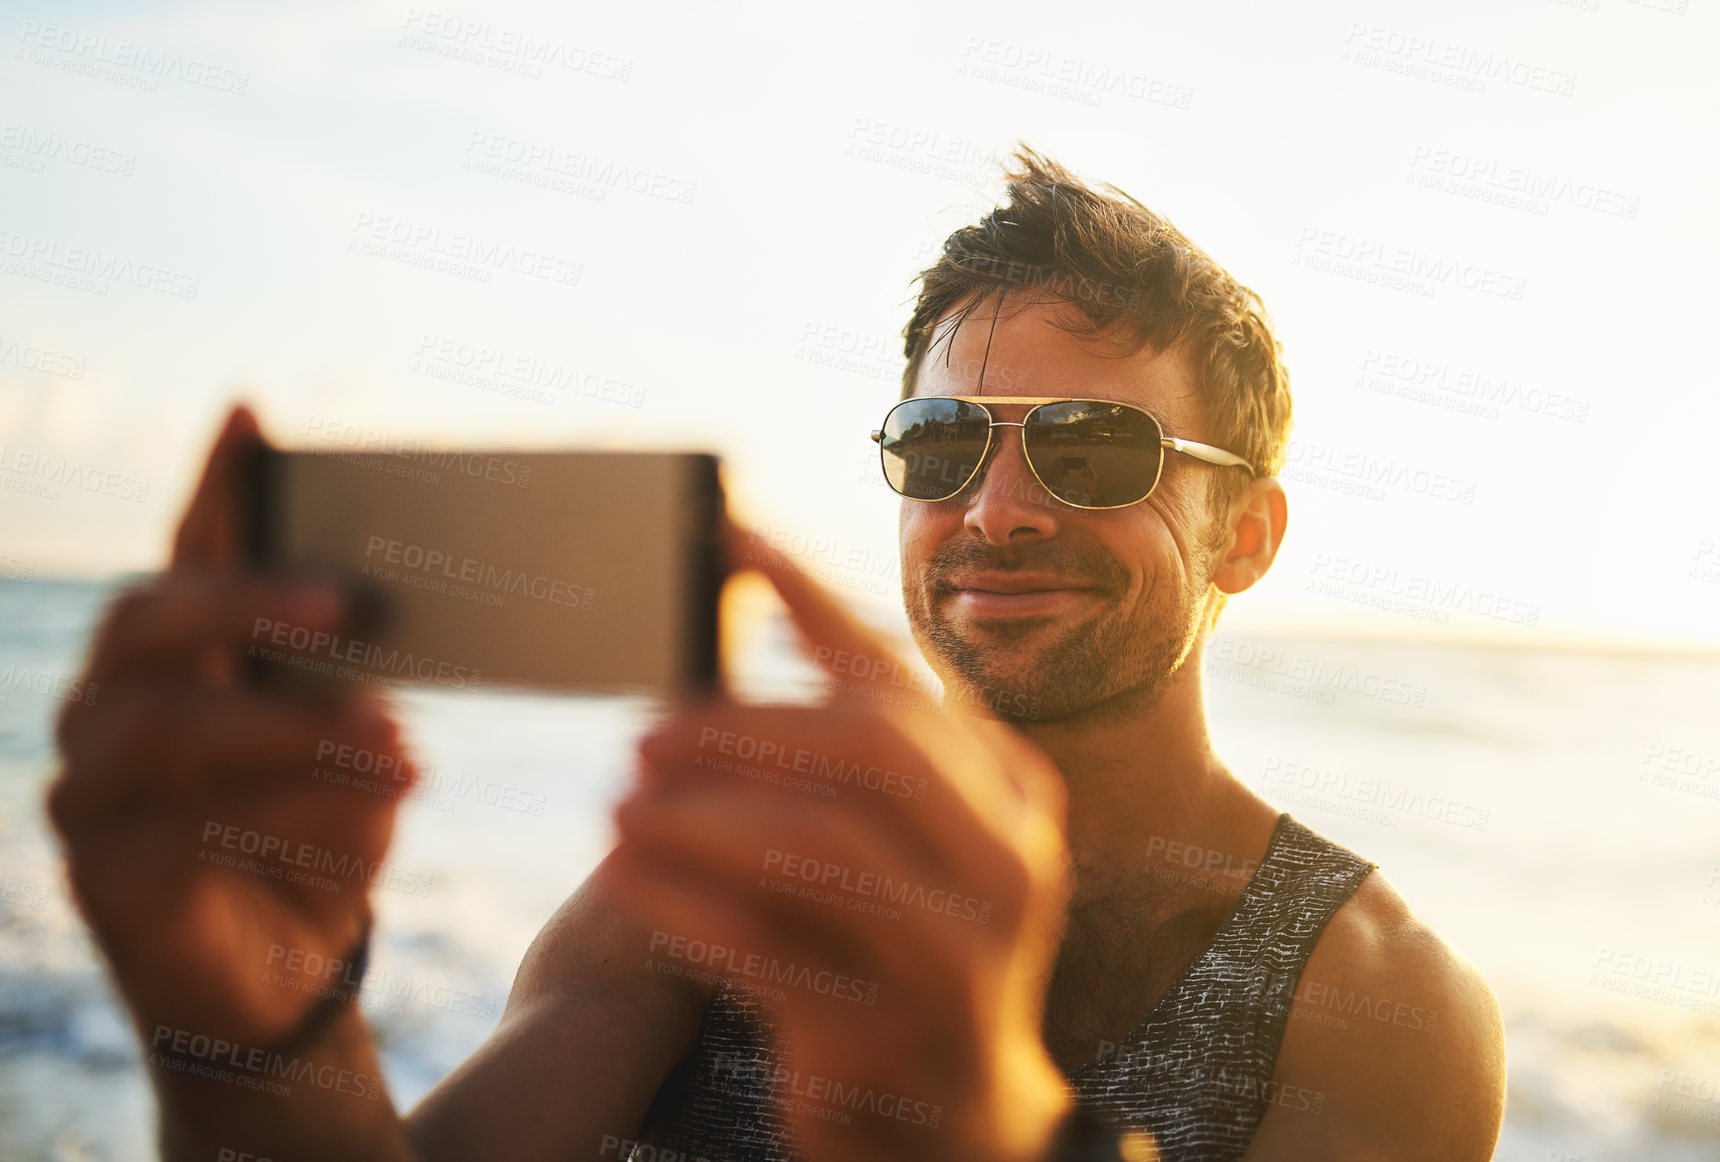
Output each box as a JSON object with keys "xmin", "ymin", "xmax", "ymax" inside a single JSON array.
[{"xmin": 2, "ymin": 0, "xmax": 1717, "ymax": 648}]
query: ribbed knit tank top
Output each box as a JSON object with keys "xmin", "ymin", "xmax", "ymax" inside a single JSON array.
[{"xmin": 628, "ymin": 813, "xmax": 1375, "ymax": 1162}]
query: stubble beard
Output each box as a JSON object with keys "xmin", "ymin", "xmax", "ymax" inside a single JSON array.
[{"xmin": 906, "ymin": 536, "xmax": 1219, "ymax": 727}]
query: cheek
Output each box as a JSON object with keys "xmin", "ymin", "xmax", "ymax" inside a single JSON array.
[
  {"xmin": 899, "ymin": 504, "xmax": 951, "ymax": 569},
  {"xmin": 1110, "ymin": 513, "xmax": 1189, "ymax": 599}
]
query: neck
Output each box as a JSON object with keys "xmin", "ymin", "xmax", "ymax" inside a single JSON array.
[
  {"xmin": 1003, "ymin": 654, "xmax": 1282, "ymax": 1065},
  {"xmin": 1016, "ymin": 660, "xmax": 1233, "ymax": 894}
]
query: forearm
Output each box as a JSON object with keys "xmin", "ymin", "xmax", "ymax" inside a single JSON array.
[{"xmin": 148, "ymin": 1004, "xmax": 418, "ymax": 1162}]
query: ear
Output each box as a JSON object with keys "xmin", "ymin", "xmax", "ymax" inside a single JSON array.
[{"xmin": 1211, "ymin": 475, "xmax": 1287, "ymax": 595}]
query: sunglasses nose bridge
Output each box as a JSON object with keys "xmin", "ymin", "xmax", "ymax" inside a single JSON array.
[{"xmin": 966, "ymin": 417, "xmax": 1053, "ymax": 505}]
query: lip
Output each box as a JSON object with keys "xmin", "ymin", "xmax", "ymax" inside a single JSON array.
[{"xmin": 943, "ymin": 572, "xmax": 1099, "ymax": 618}]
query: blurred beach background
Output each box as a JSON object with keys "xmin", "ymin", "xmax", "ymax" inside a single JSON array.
[{"xmin": 2, "ymin": 1, "xmax": 1717, "ymax": 1158}]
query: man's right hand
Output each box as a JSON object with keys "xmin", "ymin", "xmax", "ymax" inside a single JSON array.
[{"xmin": 46, "ymin": 404, "xmax": 416, "ymax": 1049}]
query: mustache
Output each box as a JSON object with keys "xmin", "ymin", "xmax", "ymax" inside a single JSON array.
[{"xmin": 925, "ymin": 538, "xmax": 1130, "ymax": 593}]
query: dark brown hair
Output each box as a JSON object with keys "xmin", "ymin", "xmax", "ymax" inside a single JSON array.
[{"xmin": 900, "ymin": 145, "xmax": 1294, "ymax": 483}]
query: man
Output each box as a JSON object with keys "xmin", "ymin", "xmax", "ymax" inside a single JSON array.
[{"xmin": 48, "ymin": 147, "xmax": 1505, "ymax": 1162}]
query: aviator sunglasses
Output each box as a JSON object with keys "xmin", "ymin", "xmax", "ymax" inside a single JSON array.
[{"xmin": 872, "ymin": 396, "xmax": 1256, "ymax": 510}]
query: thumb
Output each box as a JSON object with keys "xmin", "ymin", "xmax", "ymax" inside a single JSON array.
[
  {"xmin": 171, "ymin": 403, "xmax": 267, "ymax": 572},
  {"xmin": 722, "ymin": 516, "xmax": 931, "ymax": 706}
]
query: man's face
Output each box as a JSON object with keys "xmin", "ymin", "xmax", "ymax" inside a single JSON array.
[{"xmin": 900, "ymin": 297, "xmax": 1232, "ymax": 724}]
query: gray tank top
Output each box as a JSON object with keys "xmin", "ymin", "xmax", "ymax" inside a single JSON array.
[{"xmin": 628, "ymin": 813, "xmax": 1374, "ymax": 1162}]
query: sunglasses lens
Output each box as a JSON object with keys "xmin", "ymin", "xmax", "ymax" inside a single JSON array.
[
  {"xmin": 880, "ymin": 398, "xmax": 992, "ymax": 501},
  {"xmin": 1023, "ymin": 401, "xmax": 1164, "ymax": 507}
]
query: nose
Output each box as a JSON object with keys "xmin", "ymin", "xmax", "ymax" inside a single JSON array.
[{"xmin": 962, "ymin": 422, "xmax": 1063, "ymax": 545}]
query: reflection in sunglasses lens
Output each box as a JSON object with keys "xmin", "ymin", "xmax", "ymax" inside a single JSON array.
[
  {"xmin": 881, "ymin": 399, "xmax": 991, "ymax": 500},
  {"xmin": 1024, "ymin": 402, "xmax": 1163, "ymax": 507}
]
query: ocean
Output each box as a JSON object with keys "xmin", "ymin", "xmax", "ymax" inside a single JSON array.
[{"xmin": 1, "ymin": 578, "xmax": 1717, "ymax": 1160}]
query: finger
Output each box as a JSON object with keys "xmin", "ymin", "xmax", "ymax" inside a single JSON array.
[
  {"xmin": 615, "ymin": 778, "xmax": 994, "ymax": 975},
  {"xmin": 722, "ymin": 513, "xmax": 929, "ymax": 705},
  {"xmin": 637, "ymin": 700, "xmax": 1048, "ymax": 888},
  {"xmin": 622, "ymin": 780, "xmax": 1004, "ymax": 955},
  {"xmin": 609, "ymin": 836, "xmax": 893, "ymax": 1005},
  {"xmin": 634, "ymin": 702, "xmax": 982, "ymax": 873},
  {"xmin": 171, "ymin": 403, "xmax": 266, "ymax": 573},
  {"xmin": 50, "ymin": 685, "xmax": 408, "ymax": 829},
  {"xmin": 82, "ymin": 572, "xmax": 346, "ymax": 686},
  {"xmin": 196, "ymin": 780, "xmax": 413, "ymax": 901},
  {"xmin": 79, "ymin": 779, "xmax": 406, "ymax": 903},
  {"xmin": 721, "ymin": 519, "xmax": 1063, "ymax": 829}
]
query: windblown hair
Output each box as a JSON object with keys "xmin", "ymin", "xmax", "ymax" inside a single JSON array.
[{"xmin": 900, "ymin": 145, "xmax": 1293, "ymax": 484}]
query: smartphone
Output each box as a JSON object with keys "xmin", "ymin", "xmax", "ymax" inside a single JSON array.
[{"xmin": 238, "ymin": 446, "xmax": 725, "ymax": 697}]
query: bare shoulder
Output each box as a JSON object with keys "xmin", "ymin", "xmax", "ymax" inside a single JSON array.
[
  {"xmin": 1243, "ymin": 870, "xmax": 1506, "ymax": 1162},
  {"xmin": 509, "ymin": 847, "xmax": 716, "ymax": 1025}
]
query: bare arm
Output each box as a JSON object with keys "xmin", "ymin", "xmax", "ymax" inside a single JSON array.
[{"xmin": 406, "ymin": 851, "xmax": 710, "ymax": 1162}]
